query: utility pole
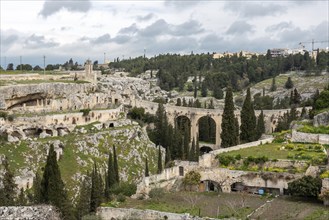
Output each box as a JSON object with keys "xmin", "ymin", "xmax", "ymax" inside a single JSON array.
[
  {"xmin": 43, "ymin": 55, "xmax": 46, "ymax": 76},
  {"xmin": 20, "ymin": 56, "xmax": 22, "ymax": 73},
  {"xmin": 144, "ymin": 48, "xmax": 146, "ymax": 59},
  {"xmin": 104, "ymin": 52, "xmax": 106, "ymax": 64},
  {"xmin": 4, "ymin": 56, "xmax": 6, "ymax": 71}
]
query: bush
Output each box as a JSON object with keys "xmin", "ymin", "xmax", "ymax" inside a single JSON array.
[
  {"xmin": 149, "ymin": 188, "xmax": 165, "ymax": 201},
  {"xmin": 288, "ymin": 176, "xmax": 322, "ymax": 198},
  {"xmin": 7, "ymin": 114, "xmax": 15, "ymax": 122},
  {"xmin": 320, "ymin": 170, "xmax": 329, "ymax": 179},
  {"xmin": 0, "ymin": 111, "xmax": 8, "ymax": 119},
  {"xmin": 217, "ymin": 155, "xmax": 236, "ymax": 166},
  {"xmin": 80, "ymin": 109, "xmax": 91, "ymax": 116},
  {"xmin": 110, "ymin": 182, "xmax": 137, "ymax": 197},
  {"xmin": 116, "ymin": 193, "xmax": 126, "ymax": 203},
  {"xmin": 183, "ymin": 171, "xmax": 201, "ymax": 191}
]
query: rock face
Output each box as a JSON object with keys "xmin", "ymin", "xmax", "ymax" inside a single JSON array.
[
  {"xmin": 0, "ymin": 206, "xmax": 61, "ymax": 220},
  {"xmin": 313, "ymin": 111, "xmax": 329, "ymax": 127}
]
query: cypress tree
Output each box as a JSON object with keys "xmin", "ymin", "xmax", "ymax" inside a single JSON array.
[
  {"xmin": 41, "ymin": 145, "xmax": 75, "ymax": 219},
  {"xmin": 196, "ymin": 138, "xmax": 200, "ymax": 162},
  {"xmin": 176, "ymin": 98, "xmax": 182, "ymax": 106},
  {"xmin": 256, "ymin": 110, "xmax": 265, "ymax": 140},
  {"xmin": 157, "ymin": 146, "xmax": 163, "ymax": 174},
  {"xmin": 90, "ymin": 163, "xmax": 103, "ymax": 213},
  {"xmin": 155, "ymin": 103, "xmax": 165, "ymax": 145},
  {"xmin": 0, "ymin": 156, "xmax": 17, "ymax": 206},
  {"xmin": 145, "ymin": 158, "xmax": 150, "ymax": 177},
  {"xmin": 201, "ymin": 82, "xmax": 208, "ymax": 97},
  {"xmin": 285, "ymin": 76, "xmax": 294, "ymax": 89},
  {"xmin": 113, "ymin": 145, "xmax": 119, "ymax": 183},
  {"xmin": 234, "ymin": 117, "xmax": 240, "ymax": 145},
  {"xmin": 220, "ymin": 87, "xmax": 238, "ymax": 147},
  {"xmin": 105, "ymin": 152, "xmax": 115, "ymax": 200},
  {"xmin": 183, "ymin": 121, "xmax": 190, "ymax": 159},
  {"xmin": 18, "ymin": 188, "xmax": 27, "ymax": 206},
  {"xmin": 32, "ymin": 172, "xmax": 42, "ymax": 204},
  {"xmin": 270, "ymin": 77, "xmax": 277, "ymax": 91},
  {"xmin": 76, "ymin": 177, "xmax": 91, "ymax": 220},
  {"xmin": 189, "ymin": 138, "xmax": 196, "ymax": 161},
  {"xmin": 240, "ymin": 88, "xmax": 257, "ymax": 143}
]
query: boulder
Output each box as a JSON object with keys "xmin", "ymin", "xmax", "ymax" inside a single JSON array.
[
  {"xmin": 7, "ymin": 135, "xmax": 19, "ymax": 143},
  {"xmin": 313, "ymin": 111, "xmax": 329, "ymax": 127}
]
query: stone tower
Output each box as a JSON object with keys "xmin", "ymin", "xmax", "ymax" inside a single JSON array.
[{"xmin": 84, "ymin": 59, "xmax": 96, "ymax": 82}]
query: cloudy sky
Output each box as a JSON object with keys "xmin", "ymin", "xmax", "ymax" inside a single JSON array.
[{"xmin": 1, "ymin": 0, "xmax": 328, "ymax": 67}]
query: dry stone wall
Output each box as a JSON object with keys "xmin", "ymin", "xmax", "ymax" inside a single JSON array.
[
  {"xmin": 97, "ymin": 207, "xmax": 219, "ymax": 220},
  {"xmin": 0, "ymin": 206, "xmax": 61, "ymax": 220}
]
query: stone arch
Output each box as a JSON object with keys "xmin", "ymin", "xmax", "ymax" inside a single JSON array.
[
  {"xmin": 197, "ymin": 116, "xmax": 216, "ymax": 144},
  {"xmin": 199, "ymin": 180, "xmax": 223, "ymax": 192},
  {"xmin": 175, "ymin": 115, "xmax": 191, "ymax": 137},
  {"xmin": 231, "ymin": 181, "xmax": 246, "ymax": 192},
  {"xmin": 200, "ymin": 146, "xmax": 213, "ymax": 155}
]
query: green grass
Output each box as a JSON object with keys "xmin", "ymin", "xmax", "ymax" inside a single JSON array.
[
  {"xmin": 0, "ymin": 124, "xmax": 159, "ymax": 198},
  {"xmin": 218, "ymin": 143, "xmax": 327, "ymax": 167},
  {"xmin": 298, "ymin": 125, "xmax": 329, "ymax": 134}
]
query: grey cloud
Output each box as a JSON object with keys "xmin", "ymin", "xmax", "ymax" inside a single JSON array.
[
  {"xmin": 224, "ymin": 2, "xmax": 286, "ymax": 18},
  {"xmin": 123, "ymin": 19, "xmax": 204, "ymax": 38},
  {"xmin": 39, "ymin": 0, "xmax": 92, "ymax": 18},
  {"xmin": 79, "ymin": 33, "xmax": 112, "ymax": 45},
  {"xmin": 266, "ymin": 22, "xmax": 293, "ymax": 32},
  {"xmin": 118, "ymin": 23, "xmax": 138, "ymax": 35},
  {"xmin": 164, "ymin": 0, "xmax": 201, "ymax": 9},
  {"xmin": 24, "ymin": 34, "xmax": 59, "ymax": 49},
  {"xmin": 171, "ymin": 20, "xmax": 204, "ymax": 36},
  {"xmin": 111, "ymin": 35, "xmax": 131, "ymax": 44},
  {"xmin": 279, "ymin": 21, "xmax": 329, "ymax": 48},
  {"xmin": 3, "ymin": 34, "xmax": 19, "ymax": 45},
  {"xmin": 139, "ymin": 19, "xmax": 170, "ymax": 37},
  {"xmin": 136, "ymin": 13, "xmax": 155, "ymax": 22},
  {"xmin": 61, "ymin": 26, "xmax": 72, "ymax": 31},
  {"xmin": 91, "ymin": 34, "xmax": 111, "ymax": 44},
  {"xmin": 226, "ymin": 21, "xmax": 254, "ymax": 35}
]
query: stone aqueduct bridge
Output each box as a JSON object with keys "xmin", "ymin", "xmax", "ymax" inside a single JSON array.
[{"xmin": 132, "ymin": 100, "xmax": 291, "ymax": 150}]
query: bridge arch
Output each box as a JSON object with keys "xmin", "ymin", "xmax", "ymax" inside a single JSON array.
[
  {"xmin": 198, "ymin": 115, "xmax": 216, "ymax": 144},
  {"xmin": 175, "ymin": 115, "xmax": 191, "ymax": 137}
]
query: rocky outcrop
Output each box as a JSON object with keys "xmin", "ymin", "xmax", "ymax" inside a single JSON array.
[
  {"xmin": 0, "ymin": 206, "xmax": 61, "ymax": 220},
  {"xmin": 291, "ymin": 130, "xmax": 329, "ymax": 144},
  {"xmin": 313, "ymin": 111, "xmax": 329, "ymax": 127}
]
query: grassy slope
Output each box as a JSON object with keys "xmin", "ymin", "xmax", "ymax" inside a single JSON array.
[
  {"xmin": 119, "ymin": 191, "xmax": 329, "ymax": 219},
  {"xmin": 0, "ymin": 123, "xmax": 159, "ymax": 198},
  {"xmin": 219, "ymin": 143, "xmax": 326, "ymax": 161}
]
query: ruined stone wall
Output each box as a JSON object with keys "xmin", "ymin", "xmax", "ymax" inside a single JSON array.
[
  {"xmin": 0, "ymin": 206, "xmax": 61, "ymax": 220},
  {"xmin": 210, "ymin": 137, "xmax": 274, "ymax": 156},
  {"xmin": 291, "ymin": 130, "xmax": 329, "ymax": 144},
  {"xmin": 97, "ymin": 207, "xmax": 217, "ymax": 220}
]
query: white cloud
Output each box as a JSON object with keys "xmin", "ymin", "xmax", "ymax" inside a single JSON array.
[{"xmin": 0, "ymin": 0, "xmax": 328, "ymax": 66}]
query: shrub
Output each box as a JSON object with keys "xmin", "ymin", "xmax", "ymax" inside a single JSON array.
[
  {"xmin": 80, "ymin": 108, "xmax": 91, "ymax": 116},
  {"xmin": 183, "ymin": 171, "xmax": 201, "ymax": 191},
  {"xmin": 116, "ymin": 193, "xmax": 126, "ymax": 203},
  {"xmin": 288, "ymin": 176, "xmax": 322, "ymax": 198},
  {"xmin": 149, "ymin": 188, "xmax": 165, "ymax": 201},
  {"xmin": 217, "ymin": 155, "xmax": 235, "ymax": 166},
  {"xmin": 110, "ymin": 182, "xmax": 137, "ymax": 197},
  {"xmin": 7, "ymin": 114, "xmax": 15, "ymax": 122},
  {"xmin": 0, "ymin": 111, "xmax": 8, "ymax": 119},
  {"xmin": 320, "ymin": 170, "xmax": 329, "ymax": 179}
]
